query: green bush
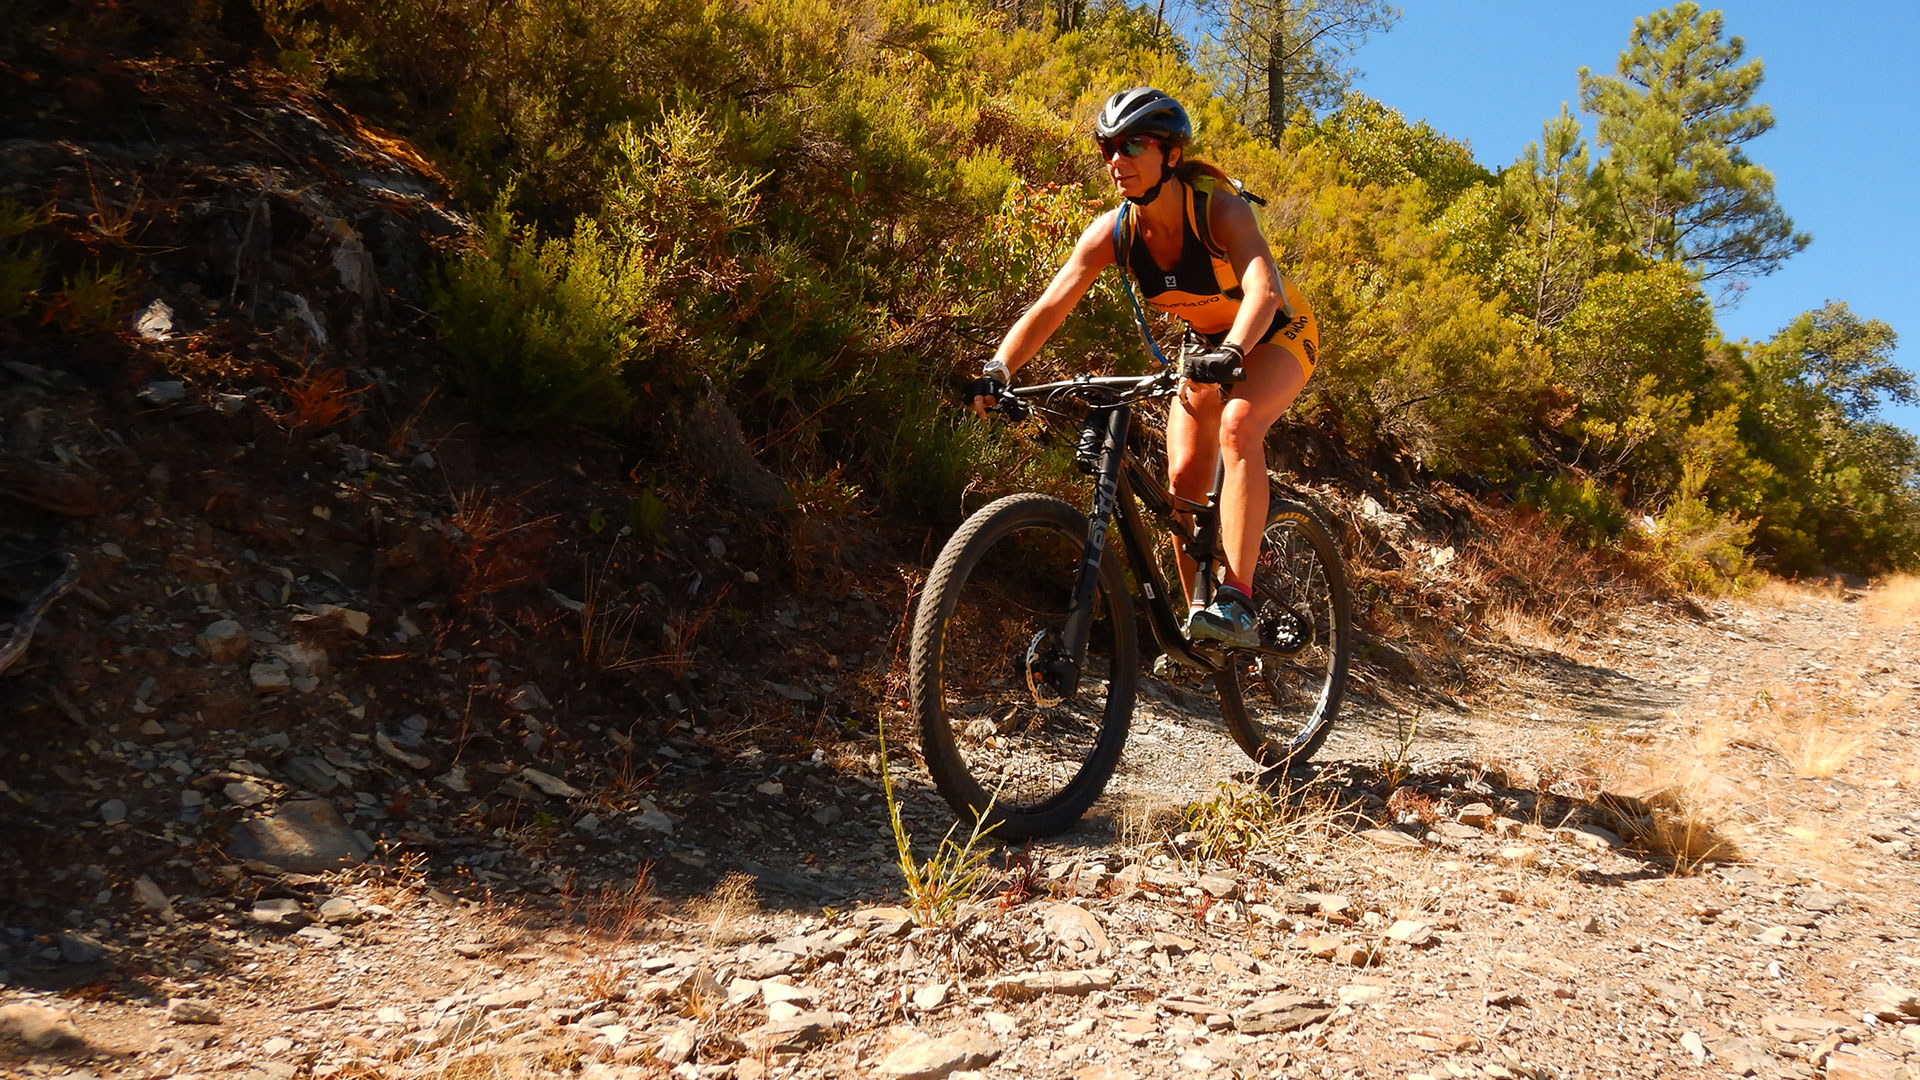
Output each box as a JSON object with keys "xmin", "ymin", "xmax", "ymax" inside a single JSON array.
[
  {"xmin": 1650, "ymin": 458, "xmax": 1755, "ymax": 595},
  {"xmin": 0, "ymin": 200, "xmax": 47, "ymax": 321},
  {"xmin": 431, "ymin": 206, "xmax": 643, "ymax": 431},
  {"xmin": 1521, "ymin": 473, "xmax": 1627, "ymax": 548}
]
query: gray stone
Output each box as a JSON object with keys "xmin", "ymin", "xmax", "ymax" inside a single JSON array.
[
  {"xmin": 985, "ymin": 969, "xmax": 1114, "ymax": 1001},
  {"xmin": 1798, "ymin": 890, "xmax": 1847, "ymax": 914},
  {"xmin": 375, "ymin": 731, "xmax": 431, "ymax": 771},
  {"xmin": 1760, "ymin": 1014, "xmax": 1839, "ymax": 1043},
  {"xmin": 284, "ymin": 757, "xmax": 342, "ymax": 796},
  {"xmin": 747, "ymin": 1010, "xmax": 847, "ymax": 1052},
  {"xmin": 1038, "ymin": 903, "xmax": 1112, "ymax": 958},
  {"xmin": 852, "ymin": 906, "xmax": 915, "ymax": 935},
  {"xmin": 1359, "ymin": 827, "xmax": 1423, "ymax": 850},
  {"xmin": 1457, "ymin": 802, "xmax": 1496, "ymax": 827},
  {"xmin": 1860, "ymin": 983, "xmax": 1920, "ymax": 1021},
  {"xmin": 1196, "ymin": 874, "xmax": 1241, "ymax": 899},
  {"xmin": 656, "ymin": 1024, "xmax": 698, "ymax": 1065},
  {"xmin": 0, "ymin": 1002, "xmax": 84, "ymax": 1048},
  {"xmin": 316, "ymin": 895, "xmax": 360, "ymax": 922},
  {"xmin": 249, "ymin": 661, "xmax": 291, "ymax": 693},
  {"xmin": 137, "ymin": 379, "xmax": 186, "ymax": 404},
  {"xmin": 167, "ymin": 998, "xmax": 222, "ymax": 1024},
  {"xmin": 133, "ymin": 875, "xmax": 176, "ymax": 922},
  {"xmin": 99, "ymin": 799, "xmax": 127, "ymax": 824},
  {"xmin": 1233, "ymin": 993, "xmax": 1335, "ymax": 1035},
  {"xmin": 879, "ymin": 1031, "xmax": 1001, "ymax": 1079},
  {"xmin": 228, "ymin": 798, "xmax": 370, "ymax": 873},
  {"xmin": 225, "ymin": 780, "xmax": 272, "ymax": 807},
  {"xmin": 508, "ymin": 684, "xmax": 551, "ymax": 711},
  {"xmin": 200, "ymin": 619, "xmax": 250, "ymax": 663},
  {"xmin": 519, "ymin": 767, "xmax": 583, "ymax": 799},
  {"xmin": 1825, "ymin": 1051, "xmax": 1903, "ymax": 1080},
  {"xmin": 54, "ymin": 931, "xmax": 109, "ymax": 964},
  {"xmin": 250, "ymin": 899, "xmax": 310, "ymax": 928},
  {"xmin": 1384, "ymin": 919, "xmax": 1433, "ymax": 946}
]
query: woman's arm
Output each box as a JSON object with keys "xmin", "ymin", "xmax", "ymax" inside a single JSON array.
[
  {"xmin": 990, "ymin": 209, "xmax": 1121, "ymax": 377},
  {"xmin": 1209, "ymin": 194, "xmax": 1282, "ymax": 354}
]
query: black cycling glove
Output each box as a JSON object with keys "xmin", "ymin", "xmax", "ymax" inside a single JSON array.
[
  {"xmin": 966, "ymin": 359, "xmax": 1012, "ymax": 409},
  {"xmin": 1181, "ymin": 342, "xmax": 1246, "ymax": 385}
]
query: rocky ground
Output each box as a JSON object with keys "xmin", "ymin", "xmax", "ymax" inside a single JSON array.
[
  {"xmin": 6, "ymin": 22, "xmax": 1920, "ymax": 1080},
  {"xmin": 3, "ymin": 573, "xmax": 1917, "ymax": 1080}
]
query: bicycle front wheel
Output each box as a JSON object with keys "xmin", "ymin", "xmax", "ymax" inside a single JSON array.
[
  {"xmin": 908, "ymin": 494, "xmax": 1137, "ymax": 840},
  {"xmin": 1217, "ymin": 499, "xmax": 1352, "ymax": 770}
]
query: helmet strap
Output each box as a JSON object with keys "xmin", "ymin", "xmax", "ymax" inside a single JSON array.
[{"xmin": 1125, "ymin": 162, "xmax": 1175, "ymax": 206}]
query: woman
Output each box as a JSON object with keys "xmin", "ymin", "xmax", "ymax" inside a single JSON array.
[{"xmin": 969, "ymin": 86, "xmax": 1319, "ymax": 651}]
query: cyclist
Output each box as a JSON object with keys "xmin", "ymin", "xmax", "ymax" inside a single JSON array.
[{"xmin": 969, "ymin": 86, "xmax": 1319, "ymax": 651}]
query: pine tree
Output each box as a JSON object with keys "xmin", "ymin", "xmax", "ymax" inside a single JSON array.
[
  {"xmin": 1578, "ymin": 2, "xmax": 1808, "ymax": 288},
  {"xmin": 1499, "ymin": 104, "xmax": 1607, "ymax": 331},
  {"xmin": 1199, "ymin": 0, "xmax": 1397, "ymax": 141}
]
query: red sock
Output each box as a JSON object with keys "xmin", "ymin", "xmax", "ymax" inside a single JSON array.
[{"xmin": 1221, "ymin": 579, "xmax": 1250, "ymax": 599}]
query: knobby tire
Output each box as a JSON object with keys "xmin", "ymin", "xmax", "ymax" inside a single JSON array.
[
  {"xmin": 1215, "ymin": 499, "xmax": 1352, "ymax": 770},
  {"xmin": 908, "ymin": 494, "xmax": 1137, "ymax": 840}
]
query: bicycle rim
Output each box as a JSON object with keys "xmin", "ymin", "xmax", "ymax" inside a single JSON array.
[
  {"xmin": 1218, "ymin": 501, "xmax": 1351, "ymax": 769},
  {"xmin": 909, "ymin": 495, "xmax": 1136, "ymax": 839}
]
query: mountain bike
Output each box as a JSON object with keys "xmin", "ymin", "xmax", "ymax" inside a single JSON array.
[{"xmin": 907, "ymin": 367, "xmax": 1352, "ymax": 840}]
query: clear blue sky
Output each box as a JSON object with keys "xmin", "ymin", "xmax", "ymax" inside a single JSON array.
[{"xmin": 1345, "ymin": 1, "xmax": 1920, "ymax": 437}]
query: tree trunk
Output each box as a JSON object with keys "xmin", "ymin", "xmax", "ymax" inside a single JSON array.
[{"xmin": 1266, "ymin": 22, "xmax": 1286, "ymax": 139}]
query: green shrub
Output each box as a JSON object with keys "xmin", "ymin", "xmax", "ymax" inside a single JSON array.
[
  {"xmin": 0, "ymin": 200, "xmax": 47, "ymax": 321},
  {"xmin": 1521, "ymin": 473, "xmax": 1627, "ymax": 548},
  {"xmin": 431, "ymin": 206, "xmax": 642, "ymax": 431},
  {"xmin": 1650, "ymin": 459, "xmax": 1755, "ymax": 595}
]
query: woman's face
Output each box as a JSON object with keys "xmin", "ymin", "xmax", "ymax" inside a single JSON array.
[{"xmin": 1103, "ymin": 137, "xmax": 1179, "ymax": 198}]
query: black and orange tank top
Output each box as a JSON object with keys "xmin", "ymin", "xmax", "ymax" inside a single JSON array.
[{"xmin": 1114, "ymin": 175, "xmax": 1246, "ymax": 328}]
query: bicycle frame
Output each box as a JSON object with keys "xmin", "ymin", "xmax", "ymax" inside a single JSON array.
[{"xmin": 1007, "ymin": 373, "xmax": 1230, "ymax": 697}]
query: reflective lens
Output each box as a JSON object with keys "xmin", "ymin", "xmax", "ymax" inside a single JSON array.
[{"xmin": 1098, "ymin": 135, "xmax": 1160, "ymax": 160}]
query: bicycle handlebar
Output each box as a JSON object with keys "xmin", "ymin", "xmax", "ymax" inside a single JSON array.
[{"xmin": 997, "ymin": 370, "xmax": 1179, "ymax": 417}]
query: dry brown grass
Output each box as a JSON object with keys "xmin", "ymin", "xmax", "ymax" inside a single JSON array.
[
  {"xmin": 679, "ymin": 871, "xmax": 759, "ymax": 945},
  {"xmin": 1593, "ymin": 674, "xmax": 1906, "ymax": 882},
  {"xmin": 1865, "ymin": 574, "xmax": 1920, "ymax": 627}
]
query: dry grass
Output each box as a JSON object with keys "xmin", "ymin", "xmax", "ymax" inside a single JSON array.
[
  {"xmin": 1865, "ymin": 574, "xmax": 1920, "ymax": 628},
  {"xmin": 1592, "ymin": 673, "xmax": 1907, "ymax": 880},
  {"xmin": 678, "ymin": 871, "xmax": 759, "ymax": 945}
]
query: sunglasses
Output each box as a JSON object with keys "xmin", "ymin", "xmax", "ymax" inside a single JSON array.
[{"xmin": 1097, "ymin": 135, "xmax": 1162, "ymax": 160}]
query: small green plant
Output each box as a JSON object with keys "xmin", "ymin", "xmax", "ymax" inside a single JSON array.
[
  {"xmin": 1180, "ymin": 780, "xmax": 1348, "ymax": 866},
  {"xmin": 0, "ymin": 199, "xmax": 49, "ymax": 320},
  {"xmin": 1521, "ymin": 472, "xmax": 1627, "ymax": 548},
  {"xmin": 1649, "ymin": 458, "xmax": 1756, "ymax": 595},
  {"xmin": 1378, "ymin": 709, "xmax": 1422, "ymax": 793},
  {"xmin": 876, "ymin": 722, "xmax": 997, "ymax": 927},
  {"xmin": 48, "ymin": 263, "xmax": 129, "ymax": 333}
]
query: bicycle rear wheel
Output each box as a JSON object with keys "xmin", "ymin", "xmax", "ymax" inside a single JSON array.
[
  {"xmin": 1217, "ymin": 499, "xmax": 1351, "ymax": 769},
  {"xmin": 909, "ymin": 494, "xmax": 1137, "ymax": 840}
]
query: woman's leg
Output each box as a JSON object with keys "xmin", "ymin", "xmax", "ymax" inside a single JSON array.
[
  {"xmin": 1214, "ymin": 341, "xmax": 1310, "ymax": 587},
  {"xmin": 1165, "ymin": 378, "xmax": 1222, "ymax": 607}
]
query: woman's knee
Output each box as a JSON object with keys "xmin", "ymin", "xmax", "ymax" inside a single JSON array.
[{"xmin": 1217, "ymin": 409, "xmax": 1273, "ymax": 462}]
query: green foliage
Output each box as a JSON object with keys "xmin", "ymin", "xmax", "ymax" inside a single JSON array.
[
  {"xmin": 1521, "ymin": 473, "xmax": 1628, "ymax": 548},
  {"xmin": 1552, "ymin": 263, "xmax": 1714, "ymax": 488},
  {"xmin": 431, "ymin": 205, "xmax": 642, "ymax": 431},
  {"xmin": 877, "ymin": 721, "xmax": 998, "ymax": 926},
  {"xmin": 0, "ymin": 200, "xmax": 48, "ymax": 320},
  {"xmin": 259, "ymin": 0, "xmax": 1909, "ymax": 575},
  {"xmin": 52, "ymin": 263, "xmax": 130, "ymax": 333},
  {"xmin": 1579, "ymin": 2, "xmax": 1808, "ymax": 285},
  {"xmin": 1650, "ymin": 456, "xmax": 1755, "ymax": 594},
  {"xmin": 1297, "ymin": 94, "xmax": 1492, "ymax": 209},
  {"xmin": 1734, "ymin": 303, "xmax": 1920, "ymax": 573}
]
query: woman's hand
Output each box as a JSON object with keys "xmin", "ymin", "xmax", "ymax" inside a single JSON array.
[{"xmin": 968, "ymin": 359, "xmax": 1011, "ymax": 418}]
